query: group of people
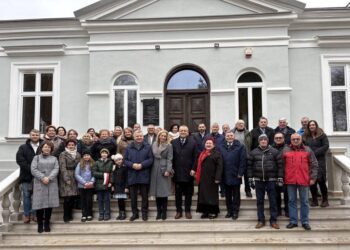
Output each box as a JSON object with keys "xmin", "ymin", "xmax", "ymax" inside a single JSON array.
[{"xmin": 15, "ymin": 116, "xmax": 329, "ymax": 233}]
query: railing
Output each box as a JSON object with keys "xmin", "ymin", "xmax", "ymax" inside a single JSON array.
[
  {"xmin": 327, "ymin": 148, "xmax": 350, "ymax": 205},
  {"xmin": 0, "ymin": 168, "xmax": 21, "ymax": 231}
]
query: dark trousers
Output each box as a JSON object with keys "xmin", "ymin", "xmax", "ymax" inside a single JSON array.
[
  {"xmin": 80, "ymin": 188, "xmax": 93, "ymax": 217},
  {"xmin": 97, "ymin": 190, "xmax": 111, "ymax": 217},
  {"xmin": 37, "ymin": 208, "xmax": 52, "ymax": 227},
  {"xmin": 310, "ymin": 179, "xmax": 328, "ymax": 200},
  {"xmin": 244, "ymin": 174, "xmax": 251, "ymax": 193},
  {"xmin": 129, "ymin": 184, "xmax": 149, "ymax": 215},
  {"xmin": 156, "ymin": 197, "xmax": 168, "ymax": 214},
  {"xmin": 255, "ymin": 181, "xmax": 278, "ymax": 224},
  {"xmin": 225, "ymin": 184, "xmax": 241, "ymax": 214},
  {"xmin": 118, "ymin": 199, "xmax": 126, "ymax": 212},
  {"xmin": 175, "ymin": 181, "xmax": 194, "ymax": 213},
  {"xmin": 63, "ymin": 196, "xmax": 76, "ymax": 221},
  {"xmin": 276, "ymin": 185, "xmax": 289, "ymax": 214}
]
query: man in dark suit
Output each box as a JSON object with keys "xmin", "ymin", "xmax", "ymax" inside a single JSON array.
[
  {"xmin": 192, "ymin": 123, "xmax": 209, "ymax": 152},
  {"xmin": 250, "ymin": 116, "xmax": 275, "ymax": 151},
  {"xmin": 172, "ymin": 125, "xmax": 198, "ymax": 219},
  {"xmin": 143, "ymin": 124, "xmax": 156, "ymax": 145}
]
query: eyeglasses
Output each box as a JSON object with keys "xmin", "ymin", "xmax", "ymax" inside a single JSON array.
[
  {"xmin": 292, "ymin": 138, "xmax": 301, "ymax": 141},
  {"xmin": 274, "ymin": 137, "xmax": 283, "ymax": 140}
]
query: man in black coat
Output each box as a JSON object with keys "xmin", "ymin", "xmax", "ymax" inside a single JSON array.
[
  {"xmin": 250, "ymin": 116, "xmax": 275, "ymax": 151},
  {"xmin": 172, "ymin": 125, "xmax": 198, "ymax": 219},
  {"xmin": 274, "ymin": 118, "xmax": 296, "ymax": 145},
  {"xmin": 192, "ymin": 123, "xmax": 209, "ymax": 153},
  {"xmin": 16, "ymin": 129, "xmax": 43, "ymax": 223}
]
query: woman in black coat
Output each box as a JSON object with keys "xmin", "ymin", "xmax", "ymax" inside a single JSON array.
[
  {"xmin": 303, "ymin": 120, "xmax": 329, "ymax": 207},
  {"xmin": 191, "ymin": 138, "xmax": 223, "ymax": 219}
]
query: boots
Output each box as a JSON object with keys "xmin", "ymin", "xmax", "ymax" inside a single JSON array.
[
  {"xmin": 120, "ymin": 211, "xmax": 126, "ymax": 220},
  {"xmin": 156, "ymin": 210, "xmax": 162, "ymax": 220},
  {"xmin": 37, "ymin": 222, "xmax": 43, "ymax": 233},
  {"xmin": 310, "ymin": 195, "xmax": 318, "ymax": 207},
  {"xmin": 320, "ymin": 194, "xmax": 329, "ymax": 208}
]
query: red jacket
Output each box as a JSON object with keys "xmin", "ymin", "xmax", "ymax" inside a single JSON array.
[{"xmin": 283, "ymin": 144, "xmax": 318, "ymax": 186}]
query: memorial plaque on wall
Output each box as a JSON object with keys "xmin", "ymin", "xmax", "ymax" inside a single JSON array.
[{"xmin": 143, "ymin": 99, "xmax": 159, "ymax": 125}]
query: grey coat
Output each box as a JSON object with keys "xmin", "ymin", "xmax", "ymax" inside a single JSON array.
[
  {"xmin": 59, "ymin": 151, "xmax": 81, "ymax": 197},
  {"xmin": 31, "ymin": 154, "xmax": 60, "ymax": 210},
  {"xmin": 149, "ymin": 143, "xmax": 173, "ymax": 197}
]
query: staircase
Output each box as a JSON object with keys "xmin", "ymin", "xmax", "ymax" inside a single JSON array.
[{"xmin": 1, "ymin": 191, "xmax": 350, "ymax": 250}]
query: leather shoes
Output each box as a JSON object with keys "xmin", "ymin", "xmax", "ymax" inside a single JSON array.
[
  {"xmin": 232, "ymin": 213, "xmax": 238, "ymax": 220},
  {"xmin": 201, "ymin": 213, "xmax": 209, "ymax": 219},
  {"xmin": 255, "ymin": 221, "xmax": 265, "ymax": 229},
  {"xmin": 23, "ymin": 216, "xmax": 30, "ymax": 224},
  {"xmin": 129, "ymin": 214, "xmax": 139, "ymax": 222},
  {"xmin": 174, "ymin": 212, "xmax": 182, "ymax": 219},
  {"xmin": 246, "ymin": 191, "xmax": 253, "ymax": 198},
  {"xmin": 225, "ymin": 213, "xmax": 232, "ymax": 218},
  {"xmin": 185, "ymin": 212, "xmax": 192, "ymax": 219},
  {"xmin": 270, "ymin": 222, "xmax": 280, "ymax": 229},
  {"xmin": 302, "ymin": 224, "xmax": 311, "ymax": 230},
  {"xmin": 286, "ymin": 223, "xmax": 298, "ymax": 229}
]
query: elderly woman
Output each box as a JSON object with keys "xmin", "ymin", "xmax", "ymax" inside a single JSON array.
[
  {"xmin": 59, "ymin": 139, "xmax": 81, "ymax": 222},
  {"xmin": 149, "ymin": 130, "xmax": 174, "ymax": 220},
  {"xmin": 303, "ymin": 120, "xmax": 329, "ymax": 207},
  {"xmin": 191, "ymin": 138, "xmax": 223, "ymax": 219},
  {"xmin": 31, "ymin": 141, "xmax": 59, "ymax": 233}
]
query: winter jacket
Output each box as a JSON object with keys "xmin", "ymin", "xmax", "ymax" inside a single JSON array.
[
  {"xmin": 91, "ymin": 138, "xmax": 117, "ymax": 161},
  {"xmin": 250, "ymin": 127, "xmax": 275, "ymax": 150},
  {"xmin": 92, "ymin": 158, "xmax": 113, "ymax": 191},
  {"xmin": 232, "ymin": 128, "xmax": 252, "ymax": 153},
  {"xmin": 171, "ymin": 137, "xmax": 198, "ymax": 183},
  {"xmin": 247, "ymin": 145, "xmax": 283, "ymax": 181},
  {"xmin": 217, "ymin": 140, "xmax": 246, "ymax": 186},
  {"xmin": 283, "ymin": 144, "xmax": 319, "ymax": 186},
  {"xmin": 124, "ymin": 141, "xmax": 153, "ymax": 185},
  {"xmin": 303, "ymin": 133, "xmax": 329, "ymax": 180},
  {"xmin": 110, "ymin": 164, "xmax": 128, "ymax": 194},
  {"xmin": 16, "ymin": 139, "xmax": 43, "ymax": 183},
  {"xmin": 192, "ymin": 131, "xmax": 209, "ymax": 152},
  {"xmin": 74, "ymin": 162, "xmax": 95, "ymax": 189},
  {"xmin": 43, "ymin": 135, "xmax": 64, "ymax": 158}
]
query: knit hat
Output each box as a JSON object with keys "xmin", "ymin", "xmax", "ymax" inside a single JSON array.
[
  {"xmin": 258, "ymin": 134, "xmax": 269, "ymax": 142},
  {"xmin": 111, "ymin": 153, "xmax": 123, "ymax": 161},
  {"xmin": 82, "ymin": 149, "xmax": 92, "ymax": 156},
  {"xmin": 100, "ymin": 148, "xmax": 110, "ymax": 155}
]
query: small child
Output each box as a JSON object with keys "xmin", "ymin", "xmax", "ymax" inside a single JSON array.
[
  {"xmin": 111, "ymin": 154, "xmax": 128, "ymax": 220},
  {"xmin": 92, "ymin": 148, "xmax": 113, "ymax": 221},
  {"xmin": 74, "ymin": 150, "xmax": 95, "ymax": 222}
]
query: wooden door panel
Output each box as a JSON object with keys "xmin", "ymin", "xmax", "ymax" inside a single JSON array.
[
  {"xmin": 166, "ymin": 95, "xmax": 186, "ymax": 129},
  {"xmin": 188, "ymin": 94, "xmax": 209, "ymax": 132}
]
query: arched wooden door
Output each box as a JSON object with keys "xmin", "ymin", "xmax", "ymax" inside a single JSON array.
[{"xmin": 165, "ymin": 66, "xmax": 210, "ymax": 133}]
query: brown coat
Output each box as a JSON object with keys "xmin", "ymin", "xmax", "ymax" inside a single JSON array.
[{"xmin": 59, "ymin": 151, "xmax": 81, "ymax": 197}]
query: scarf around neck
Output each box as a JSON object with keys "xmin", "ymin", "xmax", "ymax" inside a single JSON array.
[
  {"xmin": 196, "ymin": 149, "xmax": 211, "ymax": 184},
  {"xmin": 152, "ymin": 142, "xmax": 168, "ymax": 159},
  {"xmin": 65, "ymin": 147, "xmax": 77, "ymax": 159}
]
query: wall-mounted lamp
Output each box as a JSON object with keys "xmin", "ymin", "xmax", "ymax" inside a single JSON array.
[
  {"xmin": 214, "ymin": 42, "xmax": 220, "ymax": 48},
  {"xmin": 245, "ymin": 47, "xmax": 253, "ymax": 58},
  {"xmin": 155, "ymin": 44, "xmax": 160, "ymax": 50}
]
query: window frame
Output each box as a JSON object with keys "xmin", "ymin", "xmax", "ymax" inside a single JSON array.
[
  {"xmin": 111, "ymin": 73, "xmax": 140, "ymax": 129},
  {"xmin": 9, "ymin": 62, "xmax": 60, "ymax": 137},
  {"xmin": 235, "ymin": 71, "xmax": 266, "ymax": 131},
  {"xmin": 321, "ymin": 55, "xmax": 350, "ymax": 135}
]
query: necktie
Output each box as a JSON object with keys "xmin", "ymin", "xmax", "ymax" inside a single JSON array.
[{"xmin": 181, "ymin": 138, "xmax": 185, "ymax": 145}]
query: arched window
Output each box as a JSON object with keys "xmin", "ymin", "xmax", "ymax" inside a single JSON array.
[
  {"xmin": 167, "ymin": 69, "xmax": 208, "ymax": 90},
  {"xmin": 113, "ymin": 74, "xmax": 138, "ymax": 128},
  {"xmin": 237, "ymin": 71, "xmax": 263, "ymax": 130}
]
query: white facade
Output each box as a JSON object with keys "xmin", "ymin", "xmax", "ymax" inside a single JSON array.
[{"xmin": 1, "ymin": 0, "xmax": 350, "ymax": 177}]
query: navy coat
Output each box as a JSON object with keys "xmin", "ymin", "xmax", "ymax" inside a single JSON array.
[
  {"xmin": 171, "ymin": 137, "xmax": 198, "ymax": 183},
  {"xmin": 124, "ymin": 141, "xmax": 153, "ymax": 185},
  {"xmin": 217, "ymin": 140, "xmax": 247, "ymax": 186},
  {"xmin": 192, "ymin": 131, "xmax": 209, "ymax": 152}
]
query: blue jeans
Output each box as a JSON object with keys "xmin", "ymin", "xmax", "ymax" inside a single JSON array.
[
  {"xmin": 97, "ymin": 190, "xmax": 110, "ymax": 217},
  {"xmin": 21, "ymin": 182, "xmax": 35, "ymax": 217},
  {"xmin": 255, "ymin": 181, "xmax": 278, "ymax": 224},
  {"xmin": 287, "ymin": 184, "xmax": 309, "ymax": 225}
]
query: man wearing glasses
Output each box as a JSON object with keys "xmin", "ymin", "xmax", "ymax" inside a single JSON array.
[
  {"xmin": 272, "ymin": 132, "xmax": 289, "ymax": 217},
  {"xmin": 283, "ymin": 133, "xmax": 318, "ymax": 230}
]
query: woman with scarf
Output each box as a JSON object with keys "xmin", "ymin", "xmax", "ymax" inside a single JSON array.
[
  {"xmin": 91, "ymin": 129, "xmax": 117, "ymax": 160},
  {"xmin": 191, "ymin": 138, "xmax": 223, "ymax": 219},
  {"xmin": 149, "ymin": 130, "xmax": 174, "ymax": 220},
  {"xmin": 59, "ymin": 139, "xmax": 81, "ymax": 222},
  {"xmin": 303, "ymin": 120, "xmax": 330, "ymax": 207}
]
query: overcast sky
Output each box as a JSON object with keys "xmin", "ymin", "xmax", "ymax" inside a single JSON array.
[{"xmin": 0, "ymin": 0, "xmax": 349, "ymax": 20}]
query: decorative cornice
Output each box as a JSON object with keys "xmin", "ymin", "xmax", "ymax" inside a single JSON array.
[
  {"xmin": 266, "ymin": 87, "xmax": 292, "ymax": 93},
  {"xmin": 81, "ymin": 12, "xmax": 298, "ymax": 34},
  {"xmin": 289, "ymin": 38, "xmax": 318, "ymax": 48},
  {"xmin": 317, "ymin": 36, "xmax": 350, "ymax": 48},
  {"xmin": 140, "ymin": 91, "xmax": 163, "ymax": 98},
  {"xmin": 86, "ymin": 91, "xmax": 109, "ymax": 96},
  {"xmin": 3, "ymin": 44, "xmax": 66, "ymax": 56},
  {"xmin": 211, "ymin": 89, "xmax": 235, "ymax": 96}
]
